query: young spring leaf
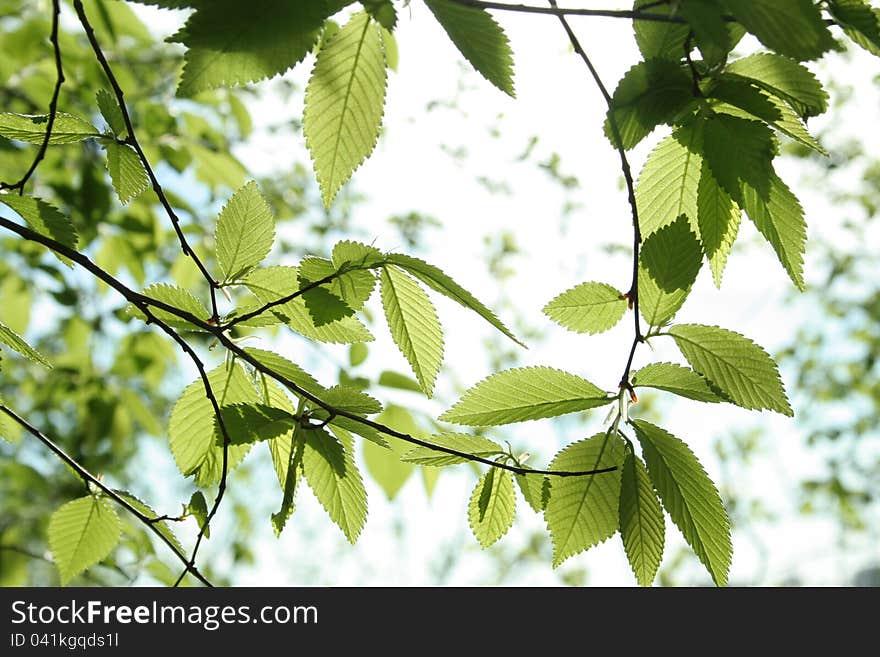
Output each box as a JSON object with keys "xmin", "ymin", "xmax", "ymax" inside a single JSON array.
[
  {"xmin": 605, "ymin": 59, "xmax": 695, "ymax": 150},
  {"xmin": 380, "ymin": 265, "xmax": 444, "ymax": 397},
  {"xmin": 297, "ymin": 259, "xmax": 356, "ymax": 326},
  {"xmin": 668, "ymin": 324, "xmax": 792, "ymax": 415},
  {"xmin": 632, "ymin": 420, "xmax": 731, "ymax": 586},
  {"xmin": 678, "ymin": 0, "xmax": 731, "ymax": 67},
  {"xmin": 516, "ymin": 473, "xmax": 551, "ymax": 513},
  {"xmin": 131, "ymin": 283, "xmax": 210, "ymax": 331},
  {"xmin": 545, "ymin": 432, "xmax": 626, "ymax": 567},
  {"xmin": 303, "ymin": 11, "xmax": 388, "ymax": 207},
  {"xmin": 696, "ymin": 160, "xmax": 742, "ymax": 287},
  {"xmin": 384, "ymin": 253, "xmax": 521, "ymax": 346},
  {"xmin": 708, "ymin": 77, "xmax": 783, "ymax": 124},
  {"xmin": 168, "ymin": 361, "xmax": 258, "ymax": 486},
  {"xmin": 468, "ymin": 468, "xmax": 516, "ymax": 548},
  {"xmin": 0, "ymin": 195, "xmax": 78, "ymax": 265},
  {"xmin": 48, "ymin": 496, "xmax": 121, "ymax": 585},
  {"xmin": 619, "ymin": 451, "xmax": 665, "ymax": 587},
  {"xmin": 172, "ymin": 1, "xmax": 328, "ymax": 96},
  {"xmin": 301, "ymin": 427, "xmax": 368, "ymax": 543},
  {"xmin": 635, "ymin": 124, "xmax": 703, "ymax": 237},
  {"xmin": 424, "ymin": 0, "xmax": 515, "ymax": 97},
  {"xmin": 542, "ymin": 282, "xmax": 627, "ymax": 335},
  {"xmin": 215, "ymin": 181, "xmax": 275, "ymax": 283},
  {"xmin": 829, "ymin": 0, "xmax": 880, "ymax": 56},
  {"xmin": 726, "ymin": 54, "xmax": 828, "ymax": 119},
  {"xmin": 304, "ymin": 252, "xmax": 377, "ymax": 311},
  {"xmin": 740, "ymin": 171, "xmax": 807, "ymax": 290},
  {"xmin": 186, "ymin": 491, "xmax": 210, "ymax": 538},
  {"xmin": 701, "ymin": 114, "xmax": 775, "ymax": 203},
  {"xmin": 402, "ymin": 432, "xmax": 502, "ymax": 466},
  {"xmin": 101, "ymin": 140, "xmax": 149, "ymax": 204},
  {"xmin": 638, "ymin": 216, "xmax": 702, "ymax": 327},
  {"xmin": 0, "ymin": 112, "xmax": 99, "ymax": 144},
  {"xmin": 259, "ymin": 378, "xmax": 299, "ymax": 489},
  {"xmin": 0, "ymin": 320, "xmax": 50, "ymax": 367},
  {"xmin": 242, "ymin": 347, "xmax": 325, "ymax": 398},
  {"xmin": 440, "ymin": 366, "xmax": 612, "ymax": 427},
  {"xmin": 215, "ymin": 403, "xmax": 298, "ymax": 446},
  {"xmin": 632, "ymin": 0, "xmax": 690, "ymax": 61},
  {"xmin": 631, "ymin": 362, "xmax": 726, "ymax": 403},
  {"xmin": 96, "ymin": 89, "xmax": 127, "ymax": 137},
  {"xmin": 244, "ymin": 266, "xmax": 374, "ymax": 343},
  {"xmin": 722, "ymin": 0, "xmax": 835, "ymax": 62},
  {"xmin": 321, "ymin": 385, "xmax": 382, "ymax": 415},
  {"xmin": 362, "ymin": 405, "xmax": 418, "ymax": 499},
  {"xmin": 113, "ymin": 491, "xmax": 184, "ymax": 554}
]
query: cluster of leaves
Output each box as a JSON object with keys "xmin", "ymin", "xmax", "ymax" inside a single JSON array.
[{"xmin": 2, "ymin": 0, "xmax": 879, "ymax": 587}]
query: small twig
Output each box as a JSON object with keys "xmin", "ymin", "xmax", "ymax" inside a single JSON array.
[
  {"xmin": 446, "ymin": 0, "xmax": 709, "ymax": 24},
  {"xmin": 0, "ymin": 0, "xmax": 64, "ymax": 194},
  {"xmin": 0, "ymin": 405, "xmax": 213, "ymax": 587}
]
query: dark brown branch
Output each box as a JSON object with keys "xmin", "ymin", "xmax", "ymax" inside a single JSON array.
[
  {"xmin": 71, "ymin": 0, "xmax": 221, "ymax": 323},
  {"xmin": 447, "ymin": 0, "xmax": 696, "ymax": 23},
  {"xmin": 0, "ymin": 0, "xmax": 64, "ymax": 194},
  {"xmin": 0, "ymin": 405, "xmax": 213, "ymax": 587},
  {"xmin": 546, "ymin": 1, "xmax": 644, "ymax": 391}
]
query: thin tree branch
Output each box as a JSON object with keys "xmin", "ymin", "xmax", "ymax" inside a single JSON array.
[
  {"xmin": 447, "ymin": 0, "xmax": 697, "ymax": 23},
  {"xmin": 71, "ymin": 0, "xmax": 221, "ymax": 323},
  {"xmin": 545, "ymin": 1, "xmax": 644, "ymax": 394},
  {"xmin": 0, "ymin": 0, "xmax": 64, "ymax": 194},
  {"xmin": 0, "ymin": 405, "xmax": 213, "ymax": 587}
]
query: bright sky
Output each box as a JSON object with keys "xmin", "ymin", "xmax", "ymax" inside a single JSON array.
[{"xmin": 134, "ymin": 2, "xmax": 880, "ymax": 586}]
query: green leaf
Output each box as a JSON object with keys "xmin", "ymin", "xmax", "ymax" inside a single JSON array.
[
  {"xmin": 468, "ymin": 468, "xmax": 516, "ymax": 547},
  {"xmin": 168, "ymin": 361, "xmax": 257, "ymax": 485},
  {"xmin": 102, "ymin": 140, "xmax": 149, "ymax": 204},
  {"xmin": 635, "ymin": 124, "xmax": 703, "ymax": 237},
  {"xmin": 701, "ymin": 114, "xmax": 774, "ymax": 203},
  {"xmin": 267, "ymin": 391, "xmax": 304, "ymax": 536},
  {"xmin": 631, "ymin": 362, "xmax": 726, "ymax": 403},
  {"xmin": 709, "ymin": 77, "xmax": 782, "ymax": 124},
  {"xmin": 0, "ymin": 195, "xmax": 78, "ymax": 264},
  {"xmin": 380, "ymin": 265, "xmax": 444, "ymax": 396},
  {"xmin": 545, "ymin": 432, "xmax": 626, "ymax": 567},
  {"xmin": 216, "ymin": 403, "xmax": 298, "ymax": 446},
  {"xmin": 0, "ymin": 112, "xmax": 99, "ymax": 144},
  {"xmin": 638, "ymin": 216, "xmax": 702, "ymax": 327},
  {"xmin": 402, "ymin": 432, "xmax": 502, "ymax": 466},
  {"xmin": 349, "ymin": 343, "xmax": 368, "ymax": 366},
  {"xmin": 0, "ymin": 320, "xmax": 50, "ymax": 367},
  {"xmin": 256, "ymin": 378, "xmax": 299, "ymax": 489},
  {"xmin": 516, "ymin": 473, "xmax": 551, "ymax": 513},
  {"xmin": 830, "ymin": 0, "xmax": 880, "ymax": 56},
  {"xmin": 114, "ymin": 491, "xmax": 183, "ymax": 554},
  {"xmin": 332, "ymin": 239, "xmax": 385, "ymax": 268},
  {"xmin": 301, "ymin": 427, "xmax": 368, "ymax": 543},
  {"xmin": 632, "ymin": 0, "xmax": 690, "ymax": 61},
  {"xmin": 297, "ymin": 259, "xmax": 355, "ymax": 326},
  {"xmin": 322, "ymin": 385, "xmax": 382, "ymax": 414},
  {"xmin": 440, "ymin": 366, "xmax": 612, "ymax": 427},
  {"xmin": 385, "ymin": 253, "xmax": 521, "ymax": 346},
  {"xmin": 641, "ymin": 215, "xmax": 702, "ymax": 293},
  {"xmin": 542, "ymin": 282, "xmax": 627, "ymax": 335},
  {"xmin": 377, "ymin": 370, "xmax": 422, "ymax": 392},
  {"xmin": 619, "ymin": 451, "xmax": 665, "ymax": 587},
  {"xmin": 726, "ymin": 53, "xmax": 828, "ymax": 118},
  {"xmin": 740, "ymin": 171, "xmax": 807, "ymax": 290},
  {"xmin": 186, "ymin": 491, "xmax": 210, "ymax": 538},
  {"xmin": 424, "ymin": 0, "xmax": 515, "ymax": 96},
  {"xmin": 697, "ymin": 160, "xmax": 742, "ymax": 287},
  {"xmin": 173, "ymin": 0, "xmax": 328, "ymax": 96},
  {"xmin": 303, "ymin": 11, "xmax": 388, "ymax": 207},
  {"xmin": 215, "ymin": 181, "xmax": 275, "ymax": 283},
  {"xmin": 679, "ymin": 0, "xmax": 731, "ymax": 66},
  {"xmin": 133, "ymin": 283, "xmax": 210, "ymax": 331},
  {"xmin": 244, "ymin": 266, "xmax": 374, "ymax": 343},
  {"xmin": 632, "ymin": 420, "xmax": 731, "ymax": 586},
  {"xmin": 48, "ymin": 496, "xmax": 121, "ymax": 585},
  {"xmin": 96, "ymin": 89, "xmax": 127, "ymax": 137},
  {"xmin": 722, "ymin": 0, "xmax": 835, "ymax": 61},
  {"xmin": 363, "ymin": 406, "xmax": 417, "ymax": 499},
  {"xmin": 668, "ymin": 324, "xmax": 792, "ymax": 415},
  {"xmin": 605, "ymin": 59, "xmax": 695, "ymax": 150},
  {"xmin": 362, "ymin": 0, "xmax": 397, "ymax": 29},
  {"xmin": 311, "ymin": 248, "xmax": 379, "ymax": 310},
  {"xmin": 242, "ymin": 347, "xmax": 325, "ymax": 398}
]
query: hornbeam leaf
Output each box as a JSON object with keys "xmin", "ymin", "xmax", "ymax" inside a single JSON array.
[
  {"xmin": 619, "ymin": 451, "xmax": 665, "ymax": 587},
  {"xmin": 96, "ymin": 89, "xmax": 127, "ymax": 137},
  {"xmin": 829, "ymin": 0, "xmax": 880, "ymax": 56},
  {"xmin": 726, "ymin": 53, "xmax": 829, "ymax": 118},
  {"xmin": 632, "ymin": 0, "xmax": 690, "ymax": 61},
  {"xmin": 380, "ymin": 265, "xmax": 444, "ymax": 396},
  {"xmin": 701, "ymin": 114, "xmax": 775, "ymax": 203},
  {"xmin": 468, "ymin": 468, "xmax": 516, "ymax": 547},
  {"xmin": 402, "ymin": 433, "xmax": 503, "ymax": 466},
  {"xmin": 516, "ymin": 473, "xmax": 551, "ymax": 513},
  {"xmin": 242, "ymin": 347, "xmax": 325, "ymax": 398},
  {"xmin": 301, "ymin": 427, "xmax": 368, "ymax": 543},
  {"xmin": 633, "ymin": 420, "xmax": 731, "ymax": 586},
  {"xmin": 102, "ymin": 140, "xmax": 149, "ymax": 204},
  {"xmin": 215, "ymin": 403, "xmax": 298, "ymax": 446},
  {"xmin": 722, "ymin": 0, "xmax": 835, "ymax": 62},
  {"xmin": 441, "ymin": 366, "xmax": 612, "ymax": 427},
  {"xmin": 424, "ymin": 0, "xmax": 515, "ymax": 96},
  {"xmin": 48, "ymin": 496, "xmax": 121, "ymax": 585},
  {"xmin": 132, "ymin": 283, "xmax": 210, "ymax": 331},
  {"xmin": 632, "ymin": 362, "xmax": 726, "ymax": 403},
  {"xmin": 303, "ymin": 11, "xmax": 388, "ymax": 207},
  {"xmin": 114, "ymin": 491, "xmax": 184, "ymax": 554},
  {"xmin": 542, "ymin": 282, "xmax": 627, "ymax": 335},
  {"xmin": 0, "ymin": 195, "xmax": 78, "ymax": 266},
  {"xmin": 668, "ymin": 324, "xmax": 792, "ymax": 415},
  {"xmin": 173, "ymin": 0, "xmax": 328, "ymax": 96},
  {"xmin": 696, "ymin": 160, "xmax": 742, "ymax": 287},
  {"xmin": 546, "ymin": 432, "xmax": 626, "ymax": 567},
  {"xmin": 638, "ymin": 216, "xmax": 702, "ymax": 327},
  {"xmin": 0, "ymin": 320, "xmax": 50, "ymax": 367},
  {"xmin": 385, "ymin": 253, "xmax": 522, "ymax": 346},
  {"xmin": 215, "ymin": 181, "xmax": 275, "ymax": 283},
  {"xmin": 0, "ymin": 112, "xmax": 99, "ymax": 144}
]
